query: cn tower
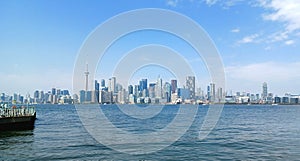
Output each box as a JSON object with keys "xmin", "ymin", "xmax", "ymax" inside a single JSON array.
[{"xmin": 84, "ymin": 63, "xmax": 89, "ymax": 91}]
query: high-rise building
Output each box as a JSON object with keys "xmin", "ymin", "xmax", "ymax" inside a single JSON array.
[
  {"xmin": 101, "ymin": 79, "xmax": 105, "ymax": 87},
  {"xmin": 210, "ymin": 83, "xmax": 216, "ymax": 102},
  {"xmin": 128, "ymin": 85, "xmax": 133, "ymax": 95},
  {"xmin": 155, "ymin": 77, "xmax": 163, "ymax": 98},
  {"xmin": 108, "ymin": 77, "xmax": 116, "ymax": 93},
  {"xmin": 186, "ymin": 76, "xmax": 195, "ymax": 99},
  {"xmin": 207, "ymin": 85, "xmax": 211, "ymax": 101},
  {"xmin": 134, "ymin": 85, "xmax": 139, "ymax": 97},
  {"xmin": 95, "ymin": 80, "xmax": 100, "ymax": 103},
  {"xmin": 139, "ymin": 79, "xmax": 148, "ymax": 91},
  {"xmin": 51, "ymin": 88, "xmax": 56, "ymax": 95},
  {"xmin": 217, "ymin": 87, "xmax": 223, "ymax": 103},
  {"xmin": 163, "ymin": 82, "xmax": 171, "ymax": 102},
  {"xmin": 262, "ymin": 82, "xmax": 268, "ymax": 100},
  {"xmin": 171, "ymin": 79, "xmax": 177, "ymax": 94},
  {"xmin": 149, "ymin": 83, "xmax": 156, "ymax": 98}
]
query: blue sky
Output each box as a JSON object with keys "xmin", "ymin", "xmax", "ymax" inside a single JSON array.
[{"xmin": 1, "ymin": 0, "xmax": 300, "ymax": 96}]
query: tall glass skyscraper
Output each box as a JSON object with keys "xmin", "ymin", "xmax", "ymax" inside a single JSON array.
[
  {"xmin": 262, "ymin": 82, "xmax": 268, "ymax": 100},
  {"xmin": 171, "ymin": 79, "xmax": 177, "ymax": 94},
  {"xmin": 186, "ymin": 76, "xmax": 195, "ymax": 99}
]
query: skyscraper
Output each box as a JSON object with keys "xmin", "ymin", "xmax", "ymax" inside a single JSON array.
[
  {"xmin": 110, "ymin": 77, "xmax": 116, "ymax": 93},
  {"xmin": 210, "ymin": 83, "xmax": 216, "ymax": 102},
  {"xmin": 262, "ymin": 82, "xmax": 268, "ymax": 100},
  {"xmin": 139, "ymin": 79, "xmax": 148, "ymax": 92},
  {"xmin": 149, "ymin": 83, "xmax": 156, "ymax": 98},
  {"xmin": 186, "ymin": 76, "xmax": 195, "ymax": 99},
  {"xmin": 101, "ymin": 79, "xmax": 105, "ymax": 87},
  {"xmin": 108, "ymin": 77, "xmax": 116, "ymax": 93},
  {"xmin": 95, "ymin": 80, "xmax": 100, "ymax": 103},
  {"xmin": 171, "ymin": 79, "xmax": 177, "ymax": 94},
  {"xmin": 155, "ymin": 77, "xmax": 163, "ymax": 98},
  {"xmin": 51, "ymin": 88, "xmax": 56, "ymax": 95},
  {"xmin": 128, "ymin": 85, "xmax": 133, "ymax": 95},
  {"xmin": 207, "ymin": 85, "xmax": 211, "ymax": 101}
]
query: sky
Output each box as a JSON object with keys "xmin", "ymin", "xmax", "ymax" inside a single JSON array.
[{"xmin": 1, "ymin": 0, "xmax": 300, "ymax": 96}]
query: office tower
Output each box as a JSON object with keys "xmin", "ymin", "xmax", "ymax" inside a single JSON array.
[
  {"xmin": 95, "ymin": 80, "xmax": 99, "ymax": 91},
  {"xmin": 134, "ymin": 85, "xmax": 139, "ymax": 97},
  {"xmin": 95, "ymin": 80, "xmax": 100, "ymax": 103},
  {"xmin": 149, "ymin": 83, "xmax": 156, "ymax": 98},
  {"xmin": 171, "ymin": 79, "xmax": 177, "ymax": 94},
  {"xmin": 139, "ymin": 79, "xmax": 148, "ymax": 91},
  {"xmin": 156, "ymin": 77, "xmax": 163, "ymax": 98},
  {"xmin": 210, "ymin": 83, "xmax": 216, "ymax": 102},
  {"xmin": 34, "ymin": 90, "xmax": 39, "ymax": 99},
  {"xmin": 101, "ymin": 79, "xmax": 105, "ymax": 87},
  {"xmin": 108, "ymin": 77, "xmax": 116, "ymax": 93},
  {"xmin": 186, "ymin": 76, "xmax": 195, "ymax": 99},
  {"xmin": 262, "ymin": 82, "xmax": 268, "ymax": 100},
  {"xmin": 217, "ymin": 87, "xmax": 223, "ymax": 102},
  {"xmin": 51, "ymin": 88, "xmax": 56, "ymax": 95},
  {"xmin": 62, "ymin": 90, "xmax": 69, "ymax": 95},
  {"xmin": 207, "ymin": 85, "xmax": 211, "ymax": 101},
  {"xmin": 57, "ymin": 89, "xmax": 61, "ymax": 96},
  {"xmin": 163, "ymin": 82, "xmax": 171, "ymax": 102},
  {"xmin": 128, "ymin": 85, "xmax": 133, "ymax": 95}
]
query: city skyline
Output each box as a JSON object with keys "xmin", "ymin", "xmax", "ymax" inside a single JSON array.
[
  {"xmin": 2, "ymin": 74, "xmax": 300, "ymax": 105},
  {"xmin": 1, "ymin": 1, "xmax": 300, "ymax": 95}
]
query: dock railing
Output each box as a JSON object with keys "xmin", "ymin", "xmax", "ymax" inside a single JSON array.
[{"xmin": 0, "ymin": 104, "xmax": 35, "ymax": 118}]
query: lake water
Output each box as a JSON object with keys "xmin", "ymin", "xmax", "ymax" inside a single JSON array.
[{"xmin": 1, "ymin": 104, "xmax": 299, "ymax": 160}]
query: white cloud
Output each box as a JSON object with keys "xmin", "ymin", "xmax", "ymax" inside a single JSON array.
[
  {"xmin": 166, "ymin": 0, "xmax": 179, "ymax": 7},
  {"xmin": 261, "ymin": 0, "xmax": 300, "ymax": 32},
  {"xmin": 231, "ymin": 28, "xmax": 240, "ymax": 33},
  {"xmin": 285, "ymin": 40, "xmax": 294, "ymax": 45},
  {"xmin": 268, "ymin": 31, "xmax": 289, "ymax": 42},
  {"xmin": 258, "ymin": 0, "xmax": 300, "ymax": 45},
  {"xmin": 238, "ymin": 34, "xmax": 259, "ymax": 43},
  {"xmin": 205, "ymin": 0, "xmax": 218, "ymax": 6}
]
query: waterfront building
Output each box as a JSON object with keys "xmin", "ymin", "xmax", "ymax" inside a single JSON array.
[
  {"xmin": 282, "ymin": 97, "xmax": 289, "ymax": 104},
  {"xmin": 274, "ymin": 96, "xmax": 281, "ymax": 104},
  {"xmin": 79, "ymin": 90, "xmax": 86, "ymax": 103},
  {"xmin": 128, "ymin": 94, "xmax": 135, "ymax": 104}
]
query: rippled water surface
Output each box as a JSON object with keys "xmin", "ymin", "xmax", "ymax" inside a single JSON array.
[{"xmin": 1, "ymin": 105, "xmax": 299, "ymax": 160}]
